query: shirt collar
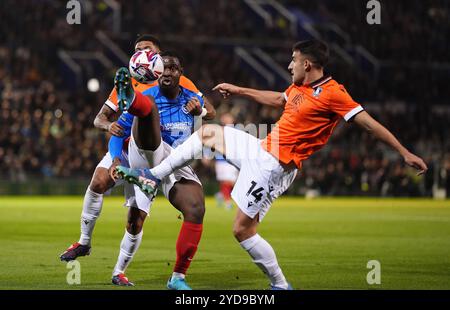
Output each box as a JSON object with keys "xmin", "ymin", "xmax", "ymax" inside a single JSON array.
[{"xmin": 306, "ymin": 74, "xmax": 332, "ymax": 89}]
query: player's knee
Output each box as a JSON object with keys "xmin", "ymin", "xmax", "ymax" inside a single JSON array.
[
  {"xmin": 232, "ymin": 225, "xmax": 244, "ymax": 241},
  {"xmin": 232, "ymin": 224, "xmax": 254, "ymax": 242},
  {"xmin": 89, "ymin": 173, "xmax": 112, "ymax": 194},
  {"xmin": 126, "ymin": 208, "xmax": 146, "ymax": 235},
  {"xmin": 126, "ymin": 219, "xmax": 143, "ymax": 235},
  {"xmin": 182, "ymin": 199, "xmax": 205, "ymax": 223}
]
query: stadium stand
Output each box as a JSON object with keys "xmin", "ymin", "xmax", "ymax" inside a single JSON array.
[{"xmin": 0, "ymin": 0, "xmax": 448, "ymax": 197}]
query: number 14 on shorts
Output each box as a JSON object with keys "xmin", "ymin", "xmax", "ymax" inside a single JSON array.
[{"xmin": 246, "ymin": 181, "xmax": 264, "ymax": 206}]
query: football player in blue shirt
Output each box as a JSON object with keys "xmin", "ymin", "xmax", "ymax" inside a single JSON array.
[{"xmin": 109, "ymin": 51, "xmax": 215, "ymax": 290}]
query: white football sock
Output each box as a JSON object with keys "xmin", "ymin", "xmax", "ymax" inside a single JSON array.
[
  {"xmin": 150, "ymin": 132, "xmax": 203, "ymax": 180},
  {"xmin": 78, "ymin": 188, "xmax": 103, "ymax": 246},
  {"xmin": 240, "ymin": 234, "xmax": 289, "ymax": 289},
  {"xmin": 113, "ymin": 230, "xmax": 143, "ymax": 276}
]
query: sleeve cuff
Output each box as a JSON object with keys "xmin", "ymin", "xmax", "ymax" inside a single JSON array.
[
  {"xmin": 283, "ymin": 92, "xmax": 288, "ymax": 101},
  {"xmin": 344, "ymin": 105, "xmax": 364, "ymax": 122},
  {"xmin": 105, "ymin": 99, "xmax": 118, "ymax": 112}
]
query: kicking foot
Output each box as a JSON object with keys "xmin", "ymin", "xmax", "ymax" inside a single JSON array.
[
  {"xmin": 114, "ymin": 67, "xmax": 135, "ymax": 112},
  {"xmin": 115, "ymin": 166, "xmax": 160, "ymax": 196}
]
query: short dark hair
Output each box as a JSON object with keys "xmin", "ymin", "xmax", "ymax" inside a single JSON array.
[
  {"xmin": 160, "ymin": 50, "xmax": 184, "ymax": 68},
  {"xmin": 292, "ymin": 40, "xmax": 329, "ymax": 68},
  {"xmin": 134, "ymin": 34, "xmax": 161, "ymax": 49}
]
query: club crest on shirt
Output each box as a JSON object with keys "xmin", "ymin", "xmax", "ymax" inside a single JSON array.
[
  {"xmin": 313, "ymin": 87, "xmax": 323, "ymax": 98},
  {"xmin": 181, "ymin": 105, "xmax": 190, "ymax": 114}
]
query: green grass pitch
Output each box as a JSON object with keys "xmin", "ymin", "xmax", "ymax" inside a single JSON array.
[{"xmin": 0, "ymin": 196, "xmax": 449, "ymax": 290}]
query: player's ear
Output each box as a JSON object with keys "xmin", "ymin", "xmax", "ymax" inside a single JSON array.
[{"xmin": 304, "ymin": 59, "xmax": 312, "ymax": 72}]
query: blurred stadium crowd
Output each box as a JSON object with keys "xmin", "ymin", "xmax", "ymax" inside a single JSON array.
[{"xmin": 0, "ymin": 0, "xmax": 448, "ymax": 197}]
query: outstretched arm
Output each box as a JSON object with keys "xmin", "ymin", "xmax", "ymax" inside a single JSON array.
[
  {"xmin": 213, "ymin": 83, "xmax": 285, "ymax": 108},
  {"xmin": 353, "ymin": 111, "xmax": 428, "ymax": 175}
]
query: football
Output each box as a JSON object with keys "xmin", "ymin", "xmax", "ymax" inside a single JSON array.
[{"xmin": 128, "ymin": 49, "xmax": 164, "ymax": 84}]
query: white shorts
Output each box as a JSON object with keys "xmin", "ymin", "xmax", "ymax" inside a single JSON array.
[
  {"xmin": 96, "ymin": 150, "xmax": 130, "ymax": 170},
  {"xmin": 224, "ymin": 126, "xmax": 297, "ymax": 222},
  {"xmin": 128, "ymin": 135, "xmax": 202, "ymax": 214},
  {"xmin": 96, "ymin": 151, "xmax": 137, "ymax": 208},
  {"xmin": 215, "ymin": 160, "xmax": 239, "ymax": 182}
]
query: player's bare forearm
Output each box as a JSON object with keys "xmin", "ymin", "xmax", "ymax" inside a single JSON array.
[
  {"xmin": 94, "ymin": 104, "xmax": 117, "ymax": 131},
  {"xmin": 354, "ymin": 111, "xmax": 408, "ymax": 155},
  {"xmin": 203, "ymin": 97, "xmax": 216, "ymax": 121},
  {"xmin": 355, "ymin": 112, "xmax": 409, "ymax": 155},
  {"xmin": 353, "ymin": 111, "xmax": 428, "ymax": 174},
  {"xmin": 240, "ymin": 88, "xmax": 285, "ymax": 107},
  {"xmin": 213, "ymin": 83, "xmax": 285, "ymax": 108}
]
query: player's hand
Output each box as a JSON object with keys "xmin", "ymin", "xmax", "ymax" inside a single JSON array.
[
  {"xmin": 108, "ymin": 122, "xmax": 124, "ymax": 137},
  {"xmin": 403, "ymin": 152, "xmax": 428, "ymax": 175},
  {"xmin": 212, "ymin": 83, "xmax": 240, "ymax": 99},
  {"xmin": 109, "ymin": 158, "xmax": 121, "ymax": 181},
  {"xmin": 185, "ymin": 97, "xmax": 203, "ymax": 116}
]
